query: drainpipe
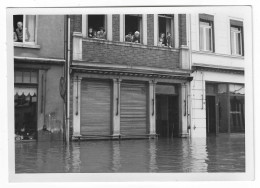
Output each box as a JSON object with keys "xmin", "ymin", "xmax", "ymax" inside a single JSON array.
[
  {"xmin": 188, "ymin": 14, "xmax": 193, "ymax": 138},
  {"xmin": 66, "ymin": 16, "xmax": 71, "ymax": 144}
]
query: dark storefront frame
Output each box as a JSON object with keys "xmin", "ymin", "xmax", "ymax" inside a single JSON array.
[{"xmin": 206, "ymin": 82, "xmax": 245, "ymax": 135}]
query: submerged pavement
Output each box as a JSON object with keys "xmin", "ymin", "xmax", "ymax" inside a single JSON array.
[{"xmin": 15, "ymin": 134, "xmax": 245, "ymax": 173}]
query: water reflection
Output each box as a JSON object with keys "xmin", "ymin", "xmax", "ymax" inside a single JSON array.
[{"xmin": 15, "ymin": 134, "xmax": 245, "ymax": 173}]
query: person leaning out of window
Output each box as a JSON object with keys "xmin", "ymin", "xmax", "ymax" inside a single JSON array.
[
  {"xmin": 132, "ymin": 31, "xmax": 140, "ymax": 43},
  {"xmin": 15, "ymin": 22, "xmax": 30, "ymax": 42},
  {"xmin": 97, "ymin": 27, "xmax": 106, "ymax": 39}
]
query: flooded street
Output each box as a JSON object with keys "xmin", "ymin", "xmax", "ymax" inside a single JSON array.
[{"xmin": 15, "ymin": 134, "xmax": 245, "ymax": 173}]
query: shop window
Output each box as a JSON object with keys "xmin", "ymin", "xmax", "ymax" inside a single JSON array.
[
  {"xmin": 124, "ymin": 14, "xmax": 142, "ymax": 43},
  {"xmin": 158, "ymin": 14, "xmax": 174, "ymax": 48},
  {"xmin": 14, "ymin": 70, "xmax": 38, "ymax": 84},
  {"xmin": 199, "ymin": 14, "xmax": 214, "ymax": 52},
  {"xmin": 87, "ymin": 15, "xmax": 107, "ymax": 39},
  {"xmin": 13, "ymin": 15, "xmax": 36, "ymax": 43},
  {"xmin": 229, "ymin": 84, "xmax": 245, "ymax": 95},
  {"xmin": 230, "ymin": 20, "xmax": 244, "ymax": 56}
]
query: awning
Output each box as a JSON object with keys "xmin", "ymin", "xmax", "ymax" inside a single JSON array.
[{"xmin": 15, "ymin": 87, "xmax": 37, "ymax": 96}]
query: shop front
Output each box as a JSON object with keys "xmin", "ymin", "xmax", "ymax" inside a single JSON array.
[{"xmin": 206, "ymin": 82, "xmax": 245, "ymax": 135}]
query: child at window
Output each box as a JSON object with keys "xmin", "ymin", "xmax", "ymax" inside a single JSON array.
[
  {"xmin": 88, "ymin": 27, "xmax": 94, "ymax": 38},
  {"xmin": 158, "ymin": 33, "xmax": 166, "ymax": 47},
  {"xmin": 166, "ymin": 32, "xmax": 172, "ymax": 48},
  {"xmin": 93, "ymin": 30, "xmax": 97, "ymax": 38},
  {"xmin": 132, "ymin": 31, "xmax": 140, "ymax": 43},
  {"xmin": 125, "ymin": 32, "xmax": 133, "ymax": 42},
  {"xmin": 97, "ymin": 27, "xmax": 106, "ymax": 39},
  {"xmin": 13, "ymin": 27, "xmax": 18, "ymax": 42}
]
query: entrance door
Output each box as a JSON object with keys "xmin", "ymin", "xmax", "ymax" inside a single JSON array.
[
  {"xmin": 80, "ymin": 80, "xmax": 112, "ymax": 136},
  {"xmin": 206, "ymin": 96, "xmax": 216, "ymax": 135},
  {"xmin": 120, "ymin": 82, "xmax": 148, "ymax": 136},
  {"xmin": 156, "ymin": 95, "xmax": 178, "ymax": 138}
]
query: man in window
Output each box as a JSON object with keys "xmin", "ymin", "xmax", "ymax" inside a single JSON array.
[{"xmin": 15, "ymin": 21, "xmax": 30, "ymax": 42}]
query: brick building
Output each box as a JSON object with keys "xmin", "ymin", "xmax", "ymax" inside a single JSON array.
[{"xmin": 69, "ymin": 14, "xmax": 192, "ymax": 139}]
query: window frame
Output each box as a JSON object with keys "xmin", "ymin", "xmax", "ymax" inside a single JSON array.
[
  {"xmin": 157, "ymin": 14, "xmax": 174, "ymax": 47},
  {"xmin": 124, "ymin": 14, "xmax": 143, "ymax": 44},
  {"xmin": 199, "ymin": 18, "xmax": 214, "ymax": 52},
  {"xmin": 13, "ymin": 15, "xmax": 38, "ymax": 46},
  {"xmin": 230, "ymin": 22, "xmax": 244, "ymax": 56},
  {"xmin": 86, "ymin": 14, "xmax": 108, "ymax": 40}
]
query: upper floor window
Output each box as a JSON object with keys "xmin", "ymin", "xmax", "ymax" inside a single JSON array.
[
  {"xmin": 87, "ymin": 15, "xmax": 107, "ymax": 39},
  {"xmin": 13, "ymin": 15, "xmax": 36, "ymax": 44},
  {"xmin": 124, "ymin": 14, "xmax": 142, "ymax": 43},
  {"xmin": 199, "ymin": 14, "xmax": 214, "ymax": 52},
  {"xmin": 230, "ymin": 20, "xmax": 244, "ymax": 56},
  {"xmin": 158, "ymin": 14, "xmax": 174, "ymax": 48},
  {"xmin": 14, "ymin": 70, "xmax": 38, "ymax": 84}
]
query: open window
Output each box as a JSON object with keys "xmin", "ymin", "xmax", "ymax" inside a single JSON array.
[
  {"xmin": 87, "ymin": 15, "xmax": 107, "ymax": 39},
  {"xmin": 158, "ymin": 14, "xmax": 174, "ymax": 47},
  {"xmin": 13, "ymin": 15, "xmax": 37, "ymax": 44},
  {"xmin": 199, "ymin": 14, "xmax": 214, "ymax": 52},
  {"xmin": 124, "ymin": 14, "xmax": 142, "ymax": 43},
  {"xmin": 230, "ymin": 20, "xmax": 244, "ymax": 56}
]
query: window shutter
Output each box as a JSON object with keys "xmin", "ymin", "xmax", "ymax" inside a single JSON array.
[
  {"xmin": 199, "ymin": 14, "xmax": 214, "ymax": 22},
  {"xmin": 230, "ymin": 19, "xmax": 243, "ymax": 27}
]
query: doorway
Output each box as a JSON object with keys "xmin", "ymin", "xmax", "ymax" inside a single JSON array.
[
  {"xmin": 206, "ymin": 96, "xmax": 216, "ymax": 135},
  {"xmin": 156, "ymin": 95, "xmax": 178, "ymax": 138}
]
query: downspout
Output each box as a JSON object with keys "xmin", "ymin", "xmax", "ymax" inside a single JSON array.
[
  {"xmin": 188, "ymin": 14, "xmax": 193, "ymax": 138},
  {"xmin": 66, "ymin": 16, "xmax": 71, "ymax": 144}
]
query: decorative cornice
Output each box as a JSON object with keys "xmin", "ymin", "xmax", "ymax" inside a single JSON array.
[{"xmin": 71, "ymin": 65, "xmax": 193, "ymax": 81}]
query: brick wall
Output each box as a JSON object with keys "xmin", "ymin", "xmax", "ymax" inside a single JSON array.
[
  {"xmin": 82, "ymin": 40, "xmax": 179, "ymax": 69},
  {"xmin": 179, "ymin": 14, "xmax": 187, "ymax": 46},
  {"xmin": 147, "ymin": 14, "xmax": 154, "ymax": 46},
  {"xmin": 112, "ymin": 15, "xmax": 120, "ymax": 41},
  {"xmin": 70, "ymin": 15, "xmax": 82, "ymax": 33}
]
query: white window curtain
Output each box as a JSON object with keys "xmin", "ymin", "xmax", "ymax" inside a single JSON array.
[{"xmin": 15, "ymin": 87, "xmax": 37, "ymax": 96}]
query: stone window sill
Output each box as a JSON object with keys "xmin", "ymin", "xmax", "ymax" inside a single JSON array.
[{"xmin": 14, "ymin": 42, "xmax": 40, "ymax": 49}]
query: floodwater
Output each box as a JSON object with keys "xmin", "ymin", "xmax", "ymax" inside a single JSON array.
[{"xmin": 15, "ymin": 134, "xmax": 245, "ymax": 173}]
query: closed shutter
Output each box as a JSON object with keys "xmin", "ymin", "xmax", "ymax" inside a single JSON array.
[
  {"xmin": 120, "ymin": 82, "xmax": 148, "ymax": 135},
  {"xmin": 80, "ymin": 80, "xmax": 112, "ymax": 135}
]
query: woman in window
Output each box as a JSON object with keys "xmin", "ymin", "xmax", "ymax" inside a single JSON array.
[
  {"xmin": 158, "ymin": 32, "xmax": 166, "ymax": 47},
  {"xmin": 125, "ymin": 32, "xmax": 133, "ymax": 42},
  {"xmin": 15, "ymin": 22, "xmax": 30, "ymax": 42},
  {"xmin": 132, "ymin": 31, "xmax": 140, "ymax": 43},
  {"xmin": 88, "ymin": 27, "xmax": 94, "ymax": 38}
]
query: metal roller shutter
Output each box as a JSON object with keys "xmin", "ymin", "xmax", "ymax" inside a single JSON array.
[
  {"xmin": 120, "ymin": 82, "xmax": 148, "ymax": 135},
  {"xmin": 80, "ymin": 80, "xmax": 112, "ymax": 135}
]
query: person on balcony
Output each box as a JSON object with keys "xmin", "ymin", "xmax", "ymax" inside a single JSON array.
[
  {"xmin": 125, "ymin": 32, "xmax": 133, "ymax": 42},
  {"xmin": 97, "ymin": 27, "xmax": 106, "ymax": 39},
  {"xmin": 166, "ymin": 32, "xmax": 172, "ymax": 48},
  {"xmin": 158, "ymin": 32, "xmax": 166, "ymax": 47},
  {"xmin": 132, "ymin": 31, "xmax": 140, "ymax": 43},
  {"xmin": 88, "ymin": 27, "xmax": 94, "ymax": 38}
]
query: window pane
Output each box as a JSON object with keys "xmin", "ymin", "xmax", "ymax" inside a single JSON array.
[
  {"xmin": 15, "ymin": 71, "xmax": 23, "ymax": 83},
  {"xmin": 199, "ymin": 27, "xmax": 204, "ymax": 50},
  {"xmin": 229, "ymin": 84, "xmax": 245, "ymax": 94},
  {"xmin": 23, "ymin": 72, "xmax": 30, "ymax": 83},
  {"xmin": 25, "ymin": 15, "xmax": 36, "ymax": 43},
  {"xmin": 205, "ymin": 28, "xmax": 210, "ymax": 51},
  {"xmin": 230, "ymin": 96, "xmax": 245, "ymax": 133},
  {"xmin": 31, "ymin": 72, "xmax": 38, "ymax": 83},
  {"xmin": 217, "ymin": 84, "xmax": 227, "ymax": 94}
]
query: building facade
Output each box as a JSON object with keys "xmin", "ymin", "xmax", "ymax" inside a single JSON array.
[
  {"xmin": 14, "ymin": 15, "xmax": 65, "ymax": 141},
  {"xmin": 190, "ymin": 13, "xmax": 245, "ymax": 137},
  {"xmin": 69, "ymin": 14, "xmax": 192, "ymax": 140}
]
